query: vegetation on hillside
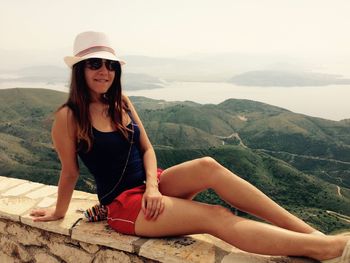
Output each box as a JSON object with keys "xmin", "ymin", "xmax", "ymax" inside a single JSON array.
[{"xmin": 1, "ymin": 88, "xmax": 349, "ymax": 233}]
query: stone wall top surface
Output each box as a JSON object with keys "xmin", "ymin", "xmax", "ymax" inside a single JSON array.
[{"xmin": 0, "ymin": 176, "xmax": 318, "ymax": 262}]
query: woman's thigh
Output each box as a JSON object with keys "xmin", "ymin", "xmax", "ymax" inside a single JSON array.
[
  {"xmin": 159, "ymin": 157, "xmax": 217, "ymax": 199},
  {"xmin": 134, "ymin": 195, "xmax": 233, "ymax": 237}
]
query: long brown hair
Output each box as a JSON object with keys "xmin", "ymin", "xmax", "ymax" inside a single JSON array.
[{"xmin": 60, "ymin": 60, "xmax": 130, "ymax": 152}]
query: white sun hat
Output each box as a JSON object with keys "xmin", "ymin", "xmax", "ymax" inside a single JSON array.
[{"xmin": 64, "ymin": 31, "xmax": 125, "ymax": 68}]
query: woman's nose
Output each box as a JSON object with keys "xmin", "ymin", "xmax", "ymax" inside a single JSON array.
[{"xmin": 98, "ymin": 61, "xmax": 109, "ymax": 72}]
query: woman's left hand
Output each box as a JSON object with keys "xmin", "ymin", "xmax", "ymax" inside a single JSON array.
[{"xmin": 141, "ymin": 187, "xmax": 164, "ymax": 220}]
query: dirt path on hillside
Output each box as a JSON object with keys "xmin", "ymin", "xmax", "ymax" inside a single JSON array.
[
  {"xmin": 256, "ymin": 149, "xmax": 350, "ymax": 165},
  {"xmin": 337, "ymin": 185, "xmax": 343, "ymax": 197},
  {"xmin": 214, "ymin": 132, "xmax": 248, "ymax": 148},
  {"xmin": 326, "ymin": 210, "xmax": 350, "ymax": 223}
]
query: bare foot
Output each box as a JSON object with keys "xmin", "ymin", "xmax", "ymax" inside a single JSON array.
[{"xmin": 313, "ymin": 236, "xmax": 350, "ymax": 261}]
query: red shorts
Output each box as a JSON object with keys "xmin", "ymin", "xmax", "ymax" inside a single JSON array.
[{"xmin": 106, "ymin": 168, "xmax": 163, "ymax": 235}]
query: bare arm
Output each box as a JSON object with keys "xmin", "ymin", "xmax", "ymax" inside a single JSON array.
[
  {"xmin": 123, "ymin": 95, "xmax": 158, "ymax": 188},
  {"xmin": 123, "ymin": 95, "xmax": 164, "ymax": 220},
  {"xmin": 31, "ymin": 106, "xmax": 79, "ymax": 221}
]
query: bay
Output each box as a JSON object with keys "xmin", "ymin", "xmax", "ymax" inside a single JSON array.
[
  {"xmin": 127, "ymin": 81, "xmax": 350, "ymax": 121},
  {"xmin": 1, "ymin": 80, "xmax": 349, "ymax": 121}
]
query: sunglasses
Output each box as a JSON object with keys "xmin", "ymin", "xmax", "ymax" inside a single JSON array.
[{"xmin": 85, "ymin": 58, "xmax": 120, "ymax": 71}]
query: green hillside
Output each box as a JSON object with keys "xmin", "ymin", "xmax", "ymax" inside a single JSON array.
[
  {"xmin": 0, "ymin": 88, "xmax": 349, "ymax": 233},
  {"xmin": 155, "ymin": 146, "xmax": 350, "ymax": 233},
  {"xmin": 137, "ymin": 97, "xmax": 350, "ymax": 189}
]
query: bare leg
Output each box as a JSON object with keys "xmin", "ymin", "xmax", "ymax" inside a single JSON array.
[
  {"xmin": 159, "ymin": 157, "xmax": 315, "ymax": 233},
  {"xmin": 135, "ymin": 196, "xmax": 348, "ymax": 260}
]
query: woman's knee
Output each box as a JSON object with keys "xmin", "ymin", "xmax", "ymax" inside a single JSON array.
[
  {"xmin": 196, "ymin": 157, "xmax": 223, "ymax": 184},
  {"xmin": 195, "ymin": 157, "xmax": 223, "ymax": 174},
  {"xmin": 198, "ymin": 156, "xmax": 219, "ymax": 167}
]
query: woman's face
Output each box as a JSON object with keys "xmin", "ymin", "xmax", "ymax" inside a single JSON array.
[{"xmin": 84, "ymin": 58, "xmax": 116, "ymax": 100}]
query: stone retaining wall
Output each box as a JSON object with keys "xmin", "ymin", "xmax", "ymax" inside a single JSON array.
[{"xmin": 0, "ymin": 176, "xmax": 316, "ymax": 262}]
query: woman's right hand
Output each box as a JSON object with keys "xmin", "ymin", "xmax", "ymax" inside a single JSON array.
[{"xmin": 30, "ymin": 207, "xmax": 64, "ymax": 222}]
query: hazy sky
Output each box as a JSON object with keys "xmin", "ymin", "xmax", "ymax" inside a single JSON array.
[
  {"xmin": 1, "ymin": 0, "xmax": 350, "ymax": 57},
  {"xmin": 1, "ymin": 0, "xmax": 349, "ymax": 120}
]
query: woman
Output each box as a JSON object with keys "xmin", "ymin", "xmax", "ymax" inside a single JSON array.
[{"xmin": 30, "ymin": 31, "xmax": 349, "ymax": 262}]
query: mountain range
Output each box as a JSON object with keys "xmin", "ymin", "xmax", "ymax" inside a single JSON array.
[
  {"xmin": 0, "ymin": 88, "xmax": 349, "ymax": 233},
  {"xmin": 1, "ymin": 52, "xmax": 350, "ymax": 86}
]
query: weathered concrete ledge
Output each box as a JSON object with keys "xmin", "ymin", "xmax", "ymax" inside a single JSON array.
[{"xmin": 0, "ymin": 176, "xmax": 316, "ymax": 262}]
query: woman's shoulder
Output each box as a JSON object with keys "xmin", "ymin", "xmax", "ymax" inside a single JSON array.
[
  {"xmin": 122, "ymin": 93, "xmax": 131, "ymax": 105},
  {"xmin": 52, "ymin": 105, "xmax": 77, "ymax": 138},
  {"xmin": 55, "ymin": 105, "xmax": 74, "ymax": 120},
  {"xmin": 54, "ymin": 105, "xmax": 76, "ymax": 128},
  {"xmin": 121, "ymin": 93, "xmax": 134, "ymax": 111}
]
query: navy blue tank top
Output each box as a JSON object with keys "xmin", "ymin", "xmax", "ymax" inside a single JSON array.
[{"xmin": 78, "ymin": 113, "xmax": 146, "ymax": 205}]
